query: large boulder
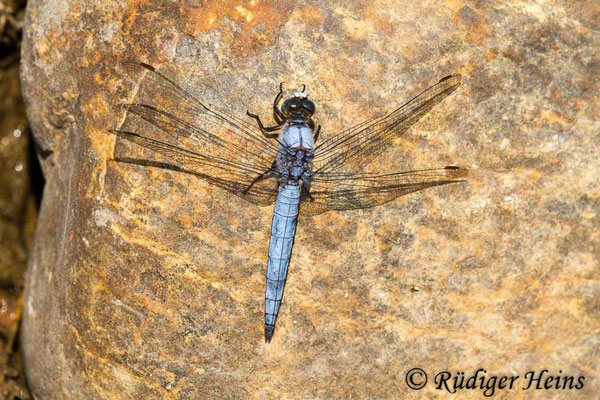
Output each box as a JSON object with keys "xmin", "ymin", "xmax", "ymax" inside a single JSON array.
[{"xmin": 21, "ymin": 0, "xmax": 598, "ymax": 398}]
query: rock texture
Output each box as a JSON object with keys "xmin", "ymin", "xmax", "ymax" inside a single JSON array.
[{"xmin": 21, "ymin": 0, "xmax": 598, "ymax": 398}]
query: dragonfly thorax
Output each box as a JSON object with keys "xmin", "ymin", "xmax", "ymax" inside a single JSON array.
[
  {"xmin": 276, "ymin": 125, "xmax": 314, "ymax": 184},
  {"xmin": 279, "ymin": 124, "xmax": 314, "ymax": 151}
]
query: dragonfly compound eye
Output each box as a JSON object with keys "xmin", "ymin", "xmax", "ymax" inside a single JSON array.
[
  {"xmin": 301, "ymin": 100, "xmax": 315, "ymax": 115},
  {"xmin": 282, "ymin": 98, "xmax": 301, "ymax": 115}
]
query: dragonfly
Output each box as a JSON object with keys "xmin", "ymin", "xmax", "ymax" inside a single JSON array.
[{"xmin": 109, "ymin": 62, "xmax": 467, "ymax": 343}]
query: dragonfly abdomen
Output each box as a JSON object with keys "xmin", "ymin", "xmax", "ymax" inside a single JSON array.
[{"xmin": 264, "ymin": 184, "xmax": 301, "ymax": 342}]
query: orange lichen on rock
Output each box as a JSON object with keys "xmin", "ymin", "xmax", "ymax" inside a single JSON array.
[
  {"xmin": 296, "ymin": 5, "xmax": 324, "ymax": 25},
  {"xmin": 178, "ymin": 0, "xmax": 292, "ymax": 60}
]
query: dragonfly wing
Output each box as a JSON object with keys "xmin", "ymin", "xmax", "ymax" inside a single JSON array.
[
  {"xmin": 312, "ymin": 75, "xmax": 462, "ymax": 174},
  {"xmin": 110, "ymin": 129, "xmax": 280, "ymax": 206},
  {"xmin": 111, "ymin": 62, "xmax": 281, "ymax": 206},
  {"xmin": 300, "ymin": 166, "xmax": 467, "ymax": 216}
]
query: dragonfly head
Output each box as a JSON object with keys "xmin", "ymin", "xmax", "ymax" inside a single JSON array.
[{"xmin": 282, "ymin": 92, "xmax": 315, "ymax": 119}]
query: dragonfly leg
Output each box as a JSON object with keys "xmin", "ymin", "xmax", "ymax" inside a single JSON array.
[
  {"xmin": 246, "ymin": 110, "xmax": 283, "ymax": 137},
  {"xmin": 313, "ymin": 124, "xmax": 321, "ymax": 143},
  {"xmin": 273, "ymin": 82, "xmax": 285, "ymax": 124},
  {"xmin": 300, "ymin": 183, "xmax": 314, "ymax": 202},
  {"xmin": 273, "ymin": 110, "xmax": 284, "ymax": 125},
  {"xmin": 242, "ymin": 169, "xmax": 276, "ymax": 194}
]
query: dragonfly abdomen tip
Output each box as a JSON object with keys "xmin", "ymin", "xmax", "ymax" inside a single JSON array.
[{"xmin": 265, "ymin": 325, "xmax": 275, "ymax": 343}]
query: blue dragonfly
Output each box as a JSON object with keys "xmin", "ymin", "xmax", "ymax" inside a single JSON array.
[{"xmin": 110, "ymin": 62, "xmax": 467, "ymax": 342}]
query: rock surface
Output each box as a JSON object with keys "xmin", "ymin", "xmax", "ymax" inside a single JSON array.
[{"xmin": 21, "ymin": 0, "xmax": 598, "ymax": 398}]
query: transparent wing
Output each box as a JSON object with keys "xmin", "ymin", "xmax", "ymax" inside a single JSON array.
[
  {"xmin": 301, "ymin": 166, "xmax": 467, "ymax": 216},
  {"xmin": 312, "ymin": 75, "xmax": 462, "ymax": 175},
  {"xmin": 110, "ymin": 129, "xmax": 279, "ymax": 206},
  {"xmin": 111, "ymin": 62, "xmax": 281, "ymax": 206}
]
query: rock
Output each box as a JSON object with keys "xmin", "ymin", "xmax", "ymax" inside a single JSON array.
[{"xmin": 20, "ymin": 0, "xmax": 599, "ymax": 398}]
